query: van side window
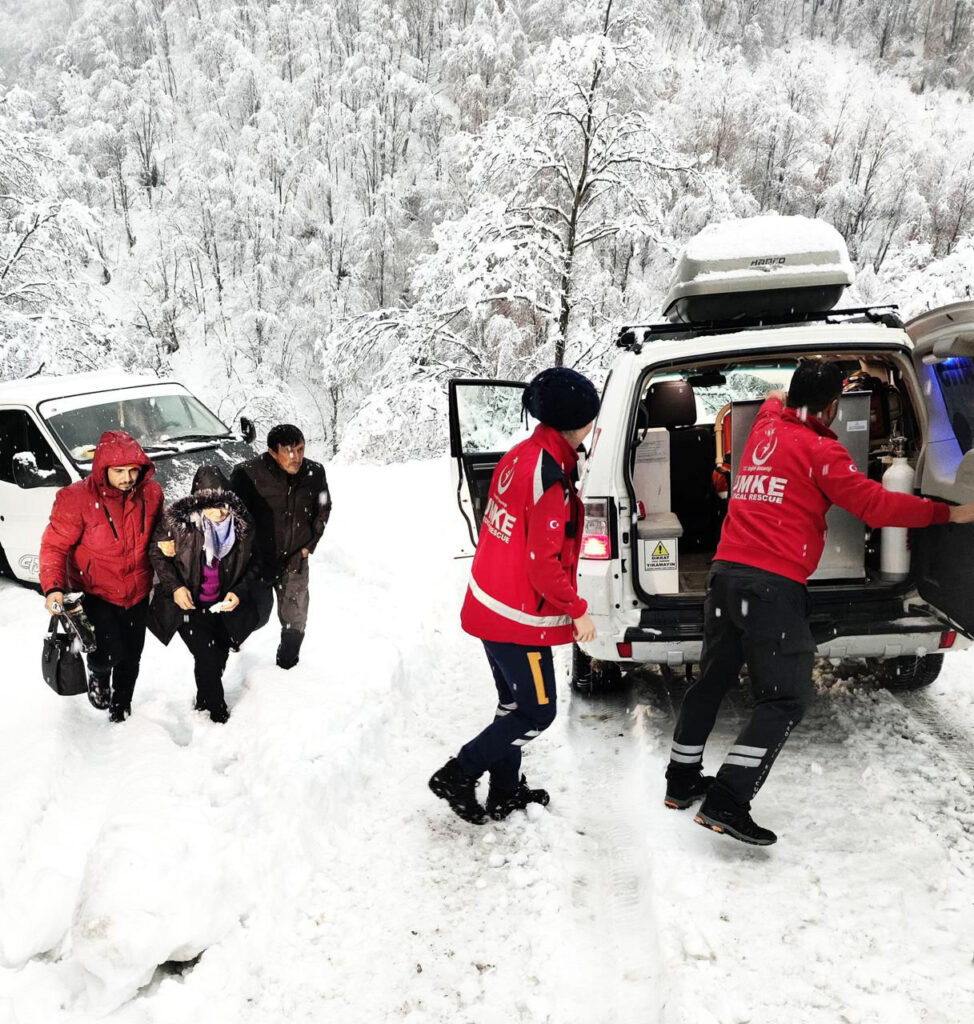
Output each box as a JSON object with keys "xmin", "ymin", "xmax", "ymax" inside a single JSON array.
[{"xmin": 0, "ymin": 410, "xmax": 71, "ymax": 489}]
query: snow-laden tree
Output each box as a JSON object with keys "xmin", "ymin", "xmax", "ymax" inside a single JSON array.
[{"xmin": 0, "ymin": 88, "xmax": 122, "ymax": 379}]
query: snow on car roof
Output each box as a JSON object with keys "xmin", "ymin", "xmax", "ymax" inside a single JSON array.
[
  {"xmin": 0, "ymin": 370, "xmax": 178, "ymax": 408},
  {"xmin": 683, "ymin": 213, "xmax": 850, "ymax": 261}
]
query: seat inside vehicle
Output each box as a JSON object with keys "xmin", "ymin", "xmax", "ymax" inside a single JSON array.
[{"xmin": 643, "ymin": 379, "xmax": 720, "ymax": 552}]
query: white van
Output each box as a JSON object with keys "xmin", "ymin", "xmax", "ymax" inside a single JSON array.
[
  {"xmin": 449, "ymin": 217, "xmax": 974, "ymax": 693},
  {"xmin": 0, "ymin": 370, "xmax": 256, "ymax": 585}
]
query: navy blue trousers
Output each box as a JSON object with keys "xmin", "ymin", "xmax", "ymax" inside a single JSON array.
[{"xmin": 458, "ymin": 640, "xmax": 558, "ymax": 791}]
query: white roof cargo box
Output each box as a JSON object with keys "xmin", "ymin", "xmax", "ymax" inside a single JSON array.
[{"xmin": 663, "ymin": 215, "xmax": 855, "ymax": 323}]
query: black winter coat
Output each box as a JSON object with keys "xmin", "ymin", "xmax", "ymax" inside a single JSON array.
[
  {"xmin": 229, "ymin": 453, "xmax": 331, "ymax": 579},
  {"xmin": 147, "ymin": 489, "xmax": 269, "ymax": 647}
]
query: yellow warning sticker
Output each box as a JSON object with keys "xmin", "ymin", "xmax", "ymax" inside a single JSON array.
[{"xmin": 645, "ymin": 538, "xmax": 677, "ymax": 571}]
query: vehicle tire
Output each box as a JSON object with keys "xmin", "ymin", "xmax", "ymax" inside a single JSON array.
[
  {"xmin": 873, "ymin": 653, "xmax": 944, "ymax": 691},
  {"xmin": 571, "ymin": 644, "xmax": 623, "ymax": 696}
]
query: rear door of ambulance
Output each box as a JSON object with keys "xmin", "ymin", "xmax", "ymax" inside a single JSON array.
[{"xmin": 906, "ymin": 300, "xmax": 974, "ymax": 635}]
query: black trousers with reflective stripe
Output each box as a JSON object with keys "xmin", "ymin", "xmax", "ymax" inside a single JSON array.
[
  {"xmin": 458, "ymin": 641, "xmax": 558, "ymax": 791},
  {"xmin": 671, "ymin": 562, "xmax": 816, "ymax": 808}
]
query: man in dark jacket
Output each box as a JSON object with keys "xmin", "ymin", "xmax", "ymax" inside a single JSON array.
[
  {"xmin": 665, "ymin": 361, "xmax": 974, "ymax": 846},
  {"xmin": 229, "ymin": 424, "xmax": 331, "ymax": 668},
  {"xmin": 40, "ymin": 430, "xmax": 164, "ymax": 722}
]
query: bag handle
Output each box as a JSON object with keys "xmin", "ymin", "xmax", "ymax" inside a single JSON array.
[{"xmin": 48, "ymin": 615, "xmax": 60, "ymax": 635}]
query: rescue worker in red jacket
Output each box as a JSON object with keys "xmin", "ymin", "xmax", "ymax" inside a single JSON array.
[
  {"xmin": 429, "ymin": 367, "xmax": 600, "ymax": 824},
  {"xmin": 40, "ymin": 430, "xmax": 164, "ymax": 722},
  {"xmin": 665, "ymin": 361, "xmax": 974, "ymax": 846}
]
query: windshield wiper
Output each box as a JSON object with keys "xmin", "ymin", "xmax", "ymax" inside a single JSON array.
[{"xmin": 162, "ymin": 432, "xmax": 232, "ymax": 444}]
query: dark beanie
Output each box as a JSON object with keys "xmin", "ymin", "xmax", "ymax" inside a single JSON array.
[
  {"xmin": 523, "ymin": 367, "xmax": 600, "ymax": 431},
  {"xmin": 191, "ymin": 465, "xmax": 231, "ymax": 494}
]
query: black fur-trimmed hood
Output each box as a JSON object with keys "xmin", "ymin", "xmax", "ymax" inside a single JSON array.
[{"xmin": 165, "ymin": 488, "xmax": 252, "ymax": 537}]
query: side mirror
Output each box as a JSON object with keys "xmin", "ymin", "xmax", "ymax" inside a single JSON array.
[
  {"xmin": 240, "ymin": 416, "xmax": 257, "ymax": 444},
  {"xmin": 12, "ymin": 451, "xmax": 53, "ymax": 489}
]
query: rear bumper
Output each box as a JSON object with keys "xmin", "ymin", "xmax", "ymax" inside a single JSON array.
[{"xmin": 579, "ymin": 598, "xmax": 968, "ymax": 666}]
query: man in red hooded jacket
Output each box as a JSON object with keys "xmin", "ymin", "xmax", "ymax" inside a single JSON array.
[
  {"xmin": 40, "ymin": 430, "xmax": 164, "ymax": 722},
  {"xmin": 665, "ymin": 361, "xmax": 974, "ymax": 846},
  {"xmin": 429, "ymin": 368, "xmax": 600, "ymax": 824}
]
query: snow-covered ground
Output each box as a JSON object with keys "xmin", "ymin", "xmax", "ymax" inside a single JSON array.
[{"xmin": 2, "ymin": 459, "xmax": 974, "ymax": 1023}]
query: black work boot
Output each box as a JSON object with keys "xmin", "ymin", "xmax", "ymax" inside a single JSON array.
[
  {"xmin": 486, "ymin": 775, "xmax": 551, "ymax": 821},
  {"xmin": 428, "ymin": 758, "xmax": 487, "ymax": 824},
  {"xmin": 108, "ymin": 700, "xmax": 130, "ymax": 724},
  {"xmin": 208, "ymin": 700, "xmax": 230, "ymax": 724},
  {"xmin": 87, "ymin": 672, "xmax": 111, "ymax": 711},
  {"xmin": 694, "ymin": 789, "xmax": 777, "ymax": 846},
  {"xmin": 193, "ymin": 693, "xmax": 207, "ymax": 712},
  {"xmin": 276, "ymin": 630, "xmax": 304, "ymax": 670},
  {"xmin": 664, "ymin": 766, "xmax": 715, "ymax": 810}
]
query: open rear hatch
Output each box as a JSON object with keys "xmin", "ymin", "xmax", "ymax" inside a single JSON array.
[{"xmin": 906, "ymin": 301, "xmax": 974, "ymax": 636}]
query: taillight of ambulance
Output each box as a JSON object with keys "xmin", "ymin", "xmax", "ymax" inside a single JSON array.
[{"xmin": 581, "ymin": 498, "xmax": 611, "ymax": 559}]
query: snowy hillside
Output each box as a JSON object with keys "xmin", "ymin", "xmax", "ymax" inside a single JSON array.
[{"xmin": 2, "ymin": 459, "xmax": 974, "ymax": 1023}]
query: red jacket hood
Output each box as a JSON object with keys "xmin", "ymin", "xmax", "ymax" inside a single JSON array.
[{"xmin": 90, "ymin": 430, "xmax": 156, "ymax": 495}]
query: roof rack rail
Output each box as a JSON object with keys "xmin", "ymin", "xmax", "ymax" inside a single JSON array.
[{"xmin": 615, "ymin": 305, "xmax": 902, "ymax": 352}]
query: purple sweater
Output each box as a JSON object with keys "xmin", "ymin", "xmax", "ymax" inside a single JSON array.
[{"xmin": 200, "ymin": 559, "xmax": 221, "ymax": 605}]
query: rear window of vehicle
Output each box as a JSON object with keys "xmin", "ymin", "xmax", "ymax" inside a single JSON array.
[{"xmin": 934, "ymin": 357, "xmax": 974, "ymax": 454}]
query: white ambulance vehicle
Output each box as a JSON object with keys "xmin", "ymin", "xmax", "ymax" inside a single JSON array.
[{"xmin": 449, "ymin": 216, "xmax": 974, "ymax": 692}]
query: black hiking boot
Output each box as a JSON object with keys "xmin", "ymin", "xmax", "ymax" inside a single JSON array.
[
  {"xmin": 694, "ymin": 797, "xmax": 777, "ymax": 846},
  {"xmin": 276, "ymin": 630, "xmax": 304, "ymax": 670},
  {"xmin": 664, "ymin": 767, "xmax": 715, "ymax": 810},
  {"xmin": 428, "ymin": 758, "xmax": 487, "ymax": 824},
  {"xmin": 88, "ymin": 672, "xmax": 111, "ymax": 711},
  {"xmin": 209, "ymin": 701, "xmax": 230, "ymax": 724},
  {"xmin": 193, "ymin": 693, "xmax": 207, "ymax": 712},
  {"xmin": 486, "ymin": 775, "xmax": 551, "ymax": 821},
  {"xmin": 108, "ymin": 701, "xmax": 130, "ymax": 724}
]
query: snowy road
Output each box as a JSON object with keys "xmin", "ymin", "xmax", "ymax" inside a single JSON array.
[{"xmin": 2, "ymin": 459, "xmax": 974, "ymax": 1023}]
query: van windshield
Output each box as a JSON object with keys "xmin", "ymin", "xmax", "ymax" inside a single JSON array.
[{"xmin": 41, "ymin": 393, "xmax": 230, "ymax": 463}]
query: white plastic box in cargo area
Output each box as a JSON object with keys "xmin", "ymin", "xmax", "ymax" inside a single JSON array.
[{"xmin": 633, "ymin": 427, "xmax": 682, "ymax": 594}]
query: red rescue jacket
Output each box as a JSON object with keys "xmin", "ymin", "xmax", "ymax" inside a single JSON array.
[
  {"xmin": 40, "ymin": 430, "xmax": 164, "ymax": 608},
  {"xmin": 461, "ymin": 424, "xmax": 587, "ymax": 646},
  {"xmin": 716, "ymin": 397, "xmax": 951, "ymax": 584}
]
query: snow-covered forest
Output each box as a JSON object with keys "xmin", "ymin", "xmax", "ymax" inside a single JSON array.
[{"xmin": 2, "ymin": 0, "xmax": 974, "ymax": 456}]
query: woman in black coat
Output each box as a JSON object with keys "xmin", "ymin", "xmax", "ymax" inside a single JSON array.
[{"xmin": 148, "ymin": 465, "xmax": 268, "ymax": 722}]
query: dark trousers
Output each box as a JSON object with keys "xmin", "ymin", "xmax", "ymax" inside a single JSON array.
[
  {"xmin": 458, "ymin": 641, "xmax": 558, "ymax": 791},
  {"xmin": 177, "ymin": 609, "xmax": 232, "ymax": 710},
  {"xmin": 670, "ymin": 562, "xmax": 816, "ymax": 808},
  {"xmin": 275, "ymin": 557, "xmax": 309, "ymax": 636},
  {"xmin": 85, "ymin": 594, "xmax": 149, "ymax": 710}
]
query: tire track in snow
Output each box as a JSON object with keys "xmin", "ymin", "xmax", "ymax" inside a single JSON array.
[{"xmin": 892, "ymin": 689, "xmax": 974, "ymax": 781}]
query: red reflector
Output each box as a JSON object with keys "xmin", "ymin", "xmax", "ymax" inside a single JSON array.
[
  {"xmin": 581, "ymin": 534, "xmax": 610, "ymax": 559},
  {"xmin": 939, "ymin": 629, "xmax": 957, "ymax": 649},
  {"xmin": 617, "ymin": 642, "xmax": 633, "ymax": 658}
]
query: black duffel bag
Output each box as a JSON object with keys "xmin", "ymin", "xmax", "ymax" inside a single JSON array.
[{"xmin": 41, "ymin": 616, "xmax": 89, "ymax": 696}]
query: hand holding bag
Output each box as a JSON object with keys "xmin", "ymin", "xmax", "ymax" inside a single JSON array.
[{"xmin": 41, "ymin": 616, "xmax": 89, "ymax": 696}]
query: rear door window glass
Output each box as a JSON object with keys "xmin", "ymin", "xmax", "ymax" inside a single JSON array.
[{"xmin": 933, "ymin": 357, "xmax": 974, "ymax": 454}]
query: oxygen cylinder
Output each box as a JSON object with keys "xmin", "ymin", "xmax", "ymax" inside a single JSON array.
[{"xmin": 880, "ymin": 437, "xmax": 915, "ymax": 581}]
